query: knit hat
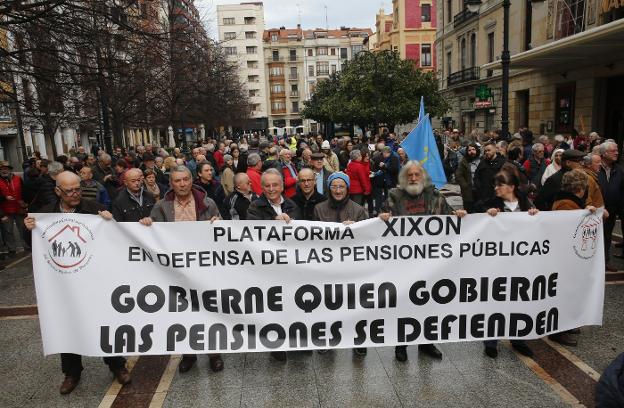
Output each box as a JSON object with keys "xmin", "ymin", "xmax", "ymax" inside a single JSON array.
[
  {"xmin": 321, "ymin": 140, "xmax": 331, "ymax": 150},
  {"xmin": 327, "ymin": 172, "xmax": 350, "ymax": 189}
]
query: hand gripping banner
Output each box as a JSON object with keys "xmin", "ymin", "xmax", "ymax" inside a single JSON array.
[{"xmin": 31, "ymin": 210, "xmax": 605, "ymax": 356}]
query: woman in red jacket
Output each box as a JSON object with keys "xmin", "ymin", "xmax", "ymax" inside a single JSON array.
[
  {"xmin": 279, "ymin": 148, "xmax": 298, "ymax": 198},
  {"xmin": 345, "ymin": 149, "xmax": 371, "ymax": 206}
]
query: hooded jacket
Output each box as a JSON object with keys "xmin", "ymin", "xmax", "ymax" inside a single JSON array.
[{"xmin": 149, "ymin": 187, "xmax": 220, "ymax": 222}]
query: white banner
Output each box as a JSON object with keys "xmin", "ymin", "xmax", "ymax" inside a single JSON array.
[{"xmin": 32, "ymin": 210, "xmax": 605, "ymax": 356}]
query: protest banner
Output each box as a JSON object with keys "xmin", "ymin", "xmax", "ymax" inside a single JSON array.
[{"xmin": 31, "ymin": 210, "xmax": 604, "ymax": 356}]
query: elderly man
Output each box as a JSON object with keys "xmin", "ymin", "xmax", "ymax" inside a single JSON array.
[
  {"xmin": 0, "ymin": 161, "xmax": 26, "ymax": 258},
  {"xmin": 246, "ymin": 153, "xmax": 263, "ymax": 195},
  {"xmin": 79, "ymin": 166, "xmax": 110, "ymax": 207},
  {"xmin": 92, "ymin": 153, "xmax": 118, "ymax": 200},
  {"xmin": 597, "ymin": 142, "xmax": 624, "ymax": 271},
  {"xmin": 310, "ymin": 152, "xmax": 331, "ymax": 196},
  {"xmin": 224, "ymin": 173, "xmax": 258, "ymax": 220},
  {"xmin": 111, "ymin": 168, "xmax": 155, "ymax": 222},
  {"xmin": 293, "ymin": 168, "xmax": 326, "ymax": 220},
  {"xmin": 140, "ymin": 166, "xmax": 223, "ymax": 373},
  {"xmin": 379, "ymin": 161, "xmax": 466, "ymax": 362},
  {"xmin": 247, "ymin": 168, "xmax": 301, "ymax": 361},
  {"xmin": 24, "ymin": 172, "xmax": 130, "ymax": 394},
  {"xmin": 279, "ymin": 148, "xmax": 298, "ymax": 198},
  {"xmin": 321, "ymin": 140, "xmax": 340, "ymax": 173},
  {"xmin": 522, "ymin": 142, "xmax": 549, "ymax": 188}
]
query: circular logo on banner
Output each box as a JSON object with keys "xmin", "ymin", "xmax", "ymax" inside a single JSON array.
[
  {"xmin": 572, "ymin": 214, "xmax": 601, "ymax": 260},
  {"xmin": 42, "ymin": 218, "xmax": 94, "ymax": 274}
]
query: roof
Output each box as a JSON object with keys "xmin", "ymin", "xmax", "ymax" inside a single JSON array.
[{"xmin": 263, "ymin": 27, "xmax": 372, "ymax": 42}]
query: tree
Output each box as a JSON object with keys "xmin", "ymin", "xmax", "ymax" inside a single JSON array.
[{"xmin": 302, "ymin": 50, "xmax": 449, "ymax": 133}]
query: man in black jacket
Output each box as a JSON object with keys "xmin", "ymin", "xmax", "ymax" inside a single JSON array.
[
  {"xmin": 193, "ymin": 161, "xmax": 226, "ymax": 217},
  {"xmin": 534, "ymin": 150, "xmax": 586, "ymax": 211},
  {"xmin": 292, "ymin": 168, "xmax": 326, "ymax": 220},
  {"xmin": 223, "ymin": 173, "xmax": 258, "ymax": 220},
  {"xmin": 597, "ymin": 141, "xmax": 624, "ymax": 271},
  {"xmin": 473, "ymin": 142, "xmax": 505, "ymax": 204},
  {"xmin": 24, "ymin": 171, "xmax": 131, "ymax": 395},
  {"xmin": 111, "ymin": 168, "xmax": 155, "ymax": 222},
  {"xmin": 247, "ymin": 168, "xmax": 300, "ymax": 362}
]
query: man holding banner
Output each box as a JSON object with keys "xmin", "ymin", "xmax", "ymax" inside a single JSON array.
[
  {"xmin": 24, "ymin": 171, "xmax": 131, "ymax": 394},
  {"xmin": 379, "ymin": 161, "xmax": 466, "ymax": 362}
]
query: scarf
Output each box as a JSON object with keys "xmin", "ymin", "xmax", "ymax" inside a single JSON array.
[{"xmin": 328, "ymin": 194, "xmax": 349, "ymax": 223}]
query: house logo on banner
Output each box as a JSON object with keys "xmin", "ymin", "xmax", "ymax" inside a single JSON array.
[
  {"xmin": 42, "ymin": 219, "xmax": 94, "ymax": 274},
  {"xmin": 572, "ymin": 214, "xmax": 601, "ymax": 260}
]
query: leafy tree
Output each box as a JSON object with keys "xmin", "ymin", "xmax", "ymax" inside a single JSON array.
[{"xmin": 302, "ymin": 50, "xmax": 448, "ymax": 133}]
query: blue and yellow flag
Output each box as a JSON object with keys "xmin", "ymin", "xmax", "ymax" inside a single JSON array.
[{"xmin": 400, "ymin": 112, "xmax": 447, "ymax": 189}]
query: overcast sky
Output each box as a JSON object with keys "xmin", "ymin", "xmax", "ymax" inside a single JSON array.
[{"xmin": 195, "ymin": 0, "xmax": 384, "ymax": 39}]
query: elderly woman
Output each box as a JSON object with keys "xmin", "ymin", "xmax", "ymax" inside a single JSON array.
[
  {"xmin": 220, "ymin": 154, "xmax": 235, "ymax": 196},
  {"xmin": 477, "ymin": 170, "xmax": 538, "ymax": 358},
  {"xmin": 143, "ymin": 169, "xmax": 167, "ymax": 201},
  {"xmin": 314, "ymin": 172, "xmax": 368, "ymax": 356},
  {"xmin": 541, "ymin": 148, "xmax": 564, "ymax": 186}
]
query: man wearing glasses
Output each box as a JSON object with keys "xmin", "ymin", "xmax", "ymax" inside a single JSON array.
[
  {"xmin": 24, "ymin": 171, "xmax": 131, "ymax": 394},
  {"xmin": 292, "ymin": 168, "xmax": 326, "ymax": 221}
]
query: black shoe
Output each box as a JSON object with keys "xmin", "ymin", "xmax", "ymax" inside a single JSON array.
[
  {"xmin": 511, "ymin": 342, "xmax": 534, "ymax": 357},
  {"xmin": 178, "ymin": 355, "xmax": 197, "ymax": 373},
  {"xmin": 484, "ymin": 347, "xmax": 498, "ymax": 359},
  {"xmin": 418, "ymin": 344, "xmax": 442, "ymax": 359},
  {"xmin": 59, "ymin": 376, "xmax": 80, "ymax": 394},
  {"xmin": 271, "ymin": 351, "xmax": 287, "ymax": 361},
  {"xmin": 317, "ymin": 349, "xmax": 329, "ymax": 354},
  {"xmin": 209, "ymin": 355, "xmax": 224, "ymax": 372},
  {"xmin": 354, "ymin": 348, "xmax": 367, "ymax": 356},
  {"xmin": 395, "ymin": 346, "xmax": 408, "ymax": 362}
]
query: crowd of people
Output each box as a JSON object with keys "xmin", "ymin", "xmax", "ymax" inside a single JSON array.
[{"xmin": 6, "ymin": 127, "xmax": 618, "ymax": 395}]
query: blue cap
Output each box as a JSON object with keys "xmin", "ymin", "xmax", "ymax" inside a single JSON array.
[{"xmin": 327, "ymin": 172, "xmax": 350, "ymax": 189}]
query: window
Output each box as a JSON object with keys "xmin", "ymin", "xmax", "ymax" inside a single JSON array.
[
  {"xmin": 290, "ymin": 49, "xmax": 297, "ymax": 61},
  {"xmin": 316, "ymin": 61, "xmax": 329, "ymax": 75},
  {"xmin": 272, "ymin": 50, "xmax": 279, "ymax": 61},
  {"xmin": 340, "ymin": 48, "xmax": 348, "ymax": 59},
  {"xmin": 247, "ymin": 61, "xmax": 258, "ymax": 69},
  {"xmin": 422, "ymin": 4, "xmax": 431, "ymax": 22},
  {"xmin": 245, "ymin": 31, "xmax": 256, "ymax": 39},
  {"xmin": 271, "ymin": 101, "xmax": 286, "ymax": 111},
  {"xmin": 330, "ymin": 48, "xmax": 336, "ymax": 56},
  {"xmin": 244, "ymin": 17, "xmax": 256, "ymax": 25},
  {"xmin": 225, "ymin": 47, "xmax": 237, "ymax": 55},
  {"xmin": 270, "ymin": 67, "xmax": 284, "ymax": 76},
  {"xmin": 317, "ymin": 47, "xmax": 328, "ymax": 55},
  {"xmin": 249, "ymin": 89, "xmax": 258, "ymax": 97},
  {"xmin": 291, "ymin": 84, "xmax": 298, "ymax": 92},
  {"xmin": 421, "ymin": 44, "xmax": 432, "ymax": 67},
  {"xmin": 271, "ymin": 84, "xmax": 284, "ymax": 94},
  {"xmin": 308, "ymin": 65, "xmax": 314, "ymax": 76},
  {"xmin": 555, "ymin": 83, "xmax": 576, "ymax": 133},
  {"xmin": 460, "ymin": 38, "xmax": 466, "ymax": 70},
  {"xmin": 224, "ymin": 32, "xmax": 236, "ymax": 40},
  {"xmin": 307, "ymin": 49, "xmax": 313, "ymax": 57},
  {"xmin": 22, "ymin": 79, "xmax": 33, "ymax": 111},
  {"xmin": 447, "ymin": 0, "xmax": 452, "ymax": 23},
  {"xmin": 246, "ymin": 46, "xmax": 257, "ymax": 54},
  {"xmin": 446, "ymin": 51, "xmax": 452, "ymax": 78},
  {"xmin": 271, "ymin": 32, "xmax": 278, "ymax": 42},
  {"xmin": 248, "ymin": 75, "xmax": 259, "ymax": 83},
  {"xmin": 290, "ymin": 67, "xmax": 298, "ymax": 79},
  {"xmin": 331, "ymin": 64, "xmax": 337, "ymax": 74},
  {"xmin": 470, "ymin": 33, "xmax": 476, "ymax": 67},
  {"xmin": 292, "ymin": 101, "xmax": 299, "ymax": 113},
  {"xmin": 352, "ymin": 45, "xmax": 363, "ymax": 55},
  {"xmin": 0, "ymin": 103, "xmax": 11, "ymax": 121},
  {"xmin": 487, "ymin": 32, "xmax": 495, "ymax": 63},
  {"xmin": 223, "ymin": 17, "xmax": 235, "ymax": 25},
  {"xmin": 555, "ymin": 0, "xmax": 586, "ymax": 40}
]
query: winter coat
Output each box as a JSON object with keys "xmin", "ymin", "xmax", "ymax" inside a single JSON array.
[
  {"xmin": 0, "ymin": 174, "xmax": 23, "ymax": 215},
  {"xmin": 247, "ymin": 194, "xmax": 301, "ymax": 221},
  {"xmin": 455, "ymin": 157, "xmax": 478, "ymax": 204},
  {"xmin": 29, "ymin": 174, "xmax": 57, "ymax": 212},
  {"xmin": 582, "ymin": 168, "xmax": 605, "ymax": 208},
  {"xmin": 221, "ymin": 166, "xmax": 235, "ymax": 196},
  {"xmin": 523, "ymin": 157, "xmax": 549, "ymax": 187},
  {"xmin": 382, "ymin": 153, "xmax": 400, "ymax": 188},
  {"xmin": 382, "ymin": 186, "xmax": 454, "ymax": 216},
  {"xmin": 150, "ymin": 187, "xmax": 220, "ymax": 222},
  {"xmin": 223, "ymin": 190, "xmax": 258, "ymax": 220},
  {"xmin": 598, "ymin": 163, "xmax": 624, "ymax": 215},
  {"xmin": 552, "ymin": 191, "xmax": 585, "ymax": 211},
  {"xmin": 111, "ymin": 188, "xmax": 156, "ymax": 222},
  {"xmin": 292, "ymin": 188, "xmax": 327, "ymax": 221},
  {"xmin": 345, "ymin": 160, "xmax": 371, "ymax": 196},
  {"xmin": 314, "ymin": 198, "xmax": 368, "ymax": 223},
  {"xmin": 323, "ymin": 152, "xmax": 340, "ymax": 173},
  {"xmin": 247, "ymin": 167, "xmax": 263, "ymax": 195},
  {"xmin": 476, "ymin": 192, "xmax": 534, "ymax": 213},
  {"xmin": 595, "ymin": 352, "xmax": 624, "ymax": 408},
  {"xmin": 473, "ymin": 154, "xmax": 506, "ymax": 202},
  {"xmin": 281, "ymin": 161, "xmax": 298, "ymax": 198},
  {"xmin": 535, "ymin": 168, "xmax": 566, "ymax": 211},
  {"xmin": 193, "ymin": 178, "xmax": 227, "ymax": 218}
]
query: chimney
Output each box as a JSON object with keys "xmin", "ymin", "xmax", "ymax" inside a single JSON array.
[
  {"xmin": 280, "ymin": 26, "xmax": 286, "ymax": 30},
  {"xmin": 297, "ymin": 23, "xmax": 301, "ymax": 29}
]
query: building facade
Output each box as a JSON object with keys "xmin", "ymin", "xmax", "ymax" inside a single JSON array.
[
  {"xmin": 372, "ymin": 0, "xmax": 437, "ymax": 71},
  {"xmin": 217, "ymin": 2, "xmax": 269, "ymax": 131},
  {"xmin": 436, "ymin": 0, "xmax": 624, "ymax": 140}
]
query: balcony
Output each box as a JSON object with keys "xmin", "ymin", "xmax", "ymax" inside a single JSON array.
[
  {"xmin": 289, "ymin": 74, "xmax": 298, "ymax": 80},
  {"xmin": 271, "ymin": 91, "xmax": 286, "ymax": 98},
  {"xmin": 447, "ymin": 67, "xmax": 480, "ymax": 86},
  {"xmin": 272, "ymin": 108, "xmax": 287, "ymax": 114},
  {"xmin": 290, "ymin": 91, "xmax": 299, "ymax": 98},
  {"xmin": 453, "ymin": 9, "xmax": 478, "ymax": 28},
  {"xmin": 316, "ymin": 70, "xmax": 330, "ymax": 77}
]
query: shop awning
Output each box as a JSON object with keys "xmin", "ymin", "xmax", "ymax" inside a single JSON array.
[{"xmin": 482, "ymin": 19, "xmax": 624, "ymax": 70}]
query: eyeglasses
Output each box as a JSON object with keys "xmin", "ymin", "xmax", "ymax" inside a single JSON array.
[
  {"xmin": 57, "ymin": 187, "xmax": 82, "ymax": 196},
  {"xmin": 299, "ymin": 179, "xmax": 315, "ymax": 183},
  {"xmin": 330, "ymin": 185, "xmax": 347, "ymax": 191}
]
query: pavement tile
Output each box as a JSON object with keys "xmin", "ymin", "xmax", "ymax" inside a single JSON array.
[
  {"xmin": 240, "ymin": 383, "xmax": 320, "ymax": 408},
  {"xmin": 242, "ymin": 360, "xmax": 316, "ymax": 388},
  {"xmin": 163, "ymin": 388, "xmax": 242, "ymax": 408},
  {"xmin": 168, "ymin": 363, "xmax": 244, "ymax": 392},
  {"xmin": 317, "ymin": 376, "xmax": 401, "ymax": 408}
]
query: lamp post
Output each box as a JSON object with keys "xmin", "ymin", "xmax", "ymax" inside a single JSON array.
[{"xmin": 466, "ymin": 0, "xmax": 510, "ymax": 139}]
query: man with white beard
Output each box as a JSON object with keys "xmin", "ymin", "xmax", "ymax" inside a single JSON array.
[{"xmin": 379, "ymin": 161, "xmax": 466, "ymax": 362}]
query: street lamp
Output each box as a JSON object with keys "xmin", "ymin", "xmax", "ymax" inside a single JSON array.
[{"xmin": 465, "ymin": 0, "xmax": 510, "ymax": 139}]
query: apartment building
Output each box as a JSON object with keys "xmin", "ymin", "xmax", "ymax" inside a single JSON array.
[
  {"xmin": 436, "ymin": 0, "xmax": 624, "ymax": 139},
  {"xmin": 372, "ymin": 0, "xmax": 437, "ymax": 71},
  {"xmin": 303, "ymin": 27, "xmax": 373, "ymax": 133},
  {"xmin": 217, "ymin": 2, "xmax": 268, "ymax": 131}
]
